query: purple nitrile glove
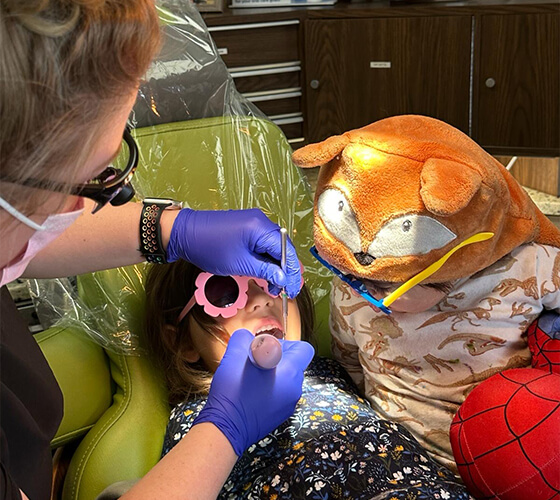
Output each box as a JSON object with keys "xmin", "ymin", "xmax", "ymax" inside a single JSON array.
[
  {"xmin": 167, "ymin": 208, "xmax": 302, "ymax": 298},
  {"xmin": 192, "ymin": 329, "xmax": 314, "ymax": 456}
]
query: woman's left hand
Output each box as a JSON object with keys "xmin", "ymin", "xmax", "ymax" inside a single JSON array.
[
  {"xmin": 192, "ymin": 329, "xmax": 315, "ymax": 456},
  {"xmin": 166, "ymin": 208, "xmax": 302, "ymax": 298}
]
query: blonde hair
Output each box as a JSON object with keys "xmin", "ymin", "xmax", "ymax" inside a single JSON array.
[
  {"xmin": 0, "ymin": 0, "xmax": 160, "ymax": 213},
  {"xmin": 145, "ymin": 260, "xmax": 315, "ymax": 406}
]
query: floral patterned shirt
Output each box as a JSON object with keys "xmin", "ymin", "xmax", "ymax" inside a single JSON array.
[{"xmin": 163, "ymin": 357, "xmax": 472, "ymax": 500}]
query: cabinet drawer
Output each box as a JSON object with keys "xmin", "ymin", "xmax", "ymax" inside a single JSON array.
[
  {"xmin": 244, "ymin": 88, "xmax": 302, "ymax": 117},
  {"xmin": 234, "ymin": 69, "xmax": 300, "ymax": 94},
  {"xmin": 255, "ymin": 96, "xmax": 301, "ymax": 117},
  {"xmin": 208, "ymin": 20, "xmax": 300, "ymax": 68}
]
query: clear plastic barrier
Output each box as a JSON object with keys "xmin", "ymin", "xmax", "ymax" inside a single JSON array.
[{"xmin": 30, "ymin": 0, "xmax": 330, "ymax": 354}]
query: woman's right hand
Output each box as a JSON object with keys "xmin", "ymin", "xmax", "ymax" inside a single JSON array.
[
  {"xmin": 192, "ymin": 329, "xmax": 314, "ymax": 456},
  {"xmin": 166, "ymin": 208, "xmax": 302, "ymax": 298}
]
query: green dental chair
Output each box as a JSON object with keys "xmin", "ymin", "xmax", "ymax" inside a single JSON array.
[
  {"xmin": 32, "ymin": 5, "xmax": 331, "ymax": 497},
  {"xmin": 35, "ymin": 117, "xmax": 330, "ymax": 500}
]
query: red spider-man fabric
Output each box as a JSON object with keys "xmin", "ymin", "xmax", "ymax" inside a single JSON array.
[
  {"xmin": 450, "ymin": 313, "xmax": 560, "ymax": 500},
  {"xmin": 528, "ymin": 311, "xmax": 560, "ymax": 374}
]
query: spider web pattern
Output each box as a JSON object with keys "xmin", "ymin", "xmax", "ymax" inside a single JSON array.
[
  {"xmin": 528, "ymin": 319, "xmax": 560, "ymax": 374},
  {"xmin": 451, "ymin": 369, "xmax": 560, "ymax": 500}
]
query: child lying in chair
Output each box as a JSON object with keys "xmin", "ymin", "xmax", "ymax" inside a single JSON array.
[{"xmin": 144, "ymin": 260, "xmax": 473, "ymax": 499}]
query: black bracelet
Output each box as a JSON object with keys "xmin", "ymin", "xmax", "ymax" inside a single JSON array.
[
  {"xmin": 139, "ymin": 198, "xmax": 183, "ymax": 264},
  {"xmin": 139, "ymin": 201, "xmax": 168, "ymax": 264}
]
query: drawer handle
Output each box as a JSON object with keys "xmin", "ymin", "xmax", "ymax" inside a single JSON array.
[
  {"xmin": 288, "ymin": 137, "xmax": 305, "ymax": 144},
  {"xmin": 243, "ymin": 88, "xmax": 302, "ymax": 102},
  {"xmin": 485, "ymin": 77, "xmax": 496, "ymax": 88},
  {"xmin": 208, "ymin": 19, "xmax": 299, "ymax": 32},
  {"xmin": 229, "ymin": 61, "xmax": 301, "ymax": 79},
  {"xmin": 270, "ymin": 112, "xmax": 304, "ymax": 125}
]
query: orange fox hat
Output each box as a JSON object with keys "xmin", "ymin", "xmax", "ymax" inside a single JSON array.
[{"xmin": 293, "ymin": 115, "xmax": 560, "ymax": 284}]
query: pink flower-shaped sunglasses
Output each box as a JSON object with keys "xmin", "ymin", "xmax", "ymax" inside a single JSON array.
[{"xmin": 178, "ymin": 272, "xmax": 277, "ymax": 321}]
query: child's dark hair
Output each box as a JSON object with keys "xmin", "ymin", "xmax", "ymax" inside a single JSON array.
[{"xmin": 145, "ymin": 259, "xmax": 315, "ymax": 406}]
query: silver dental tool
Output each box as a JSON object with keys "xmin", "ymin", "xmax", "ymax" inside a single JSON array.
[{"xmin": 280, "ymin": 227, "xmax": 288, "ymax": 339}]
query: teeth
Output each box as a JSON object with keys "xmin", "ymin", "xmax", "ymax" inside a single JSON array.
[{"xmin": 255, "ymin": 325, "xmax": 283, "ymax": 335}]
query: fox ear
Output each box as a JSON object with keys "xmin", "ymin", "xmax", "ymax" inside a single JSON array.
[
  {"xmin": 292, "ymin": 134, "xmax": 350, "ymax": 168},
  {"xmin": 420, "ymin": 158, "xmax": 483, "ymax": 216}
]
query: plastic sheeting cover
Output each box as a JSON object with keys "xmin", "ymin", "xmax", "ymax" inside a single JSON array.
[{"xmin": 30, "ymin": 0, "xmax": 330, "ymax": 355}]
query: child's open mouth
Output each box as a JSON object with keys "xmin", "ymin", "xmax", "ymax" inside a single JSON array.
[{"xmin": 254, "ymin": 325, "xmax": 284, "ymax": 340}]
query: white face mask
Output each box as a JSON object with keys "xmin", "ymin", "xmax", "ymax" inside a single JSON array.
[{"xmin": 0, "ymin": 197, "xmax": 84, "ymax": 287}]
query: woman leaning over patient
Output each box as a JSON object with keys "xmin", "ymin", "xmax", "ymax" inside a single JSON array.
[{"xmin": 0, "ymin": 2, "xmax": 308, "ymax": 499}]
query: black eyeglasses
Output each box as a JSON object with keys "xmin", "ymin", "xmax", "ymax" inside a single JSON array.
[{"xmin": 5, "ymin": 127, "xmax": 139, "ymax": 214}]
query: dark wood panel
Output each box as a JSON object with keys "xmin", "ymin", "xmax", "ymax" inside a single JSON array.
[
  {"xmin": 201, "ymin": 1, "xmax": 559, "ymax": 26},
  {"xmin": 210, "ymin": 23, "xmax": 299, "ymax": 67},
  {"xmin": 304, "ymin": 20, "xmax": 348, "ymax": 141},
  {"xmin": 483, "ymin": 145, "xmax": 560, "ymax": 156},
  {"xmin": 475, "ymin": 13, "xmax": 559, "ymax": 152},
  {"xmin": 201, "ymin": 1, "xmax": 558, "ymax": 153},
  {"xmin": 234, "ymin": 71, "xmax": 300, "ymax": 93},
  {"xmin": 304, "ymin": 1, "xmax": 559, "ymax": 19},
  {"xmin": 507, "ymin": 156, "xmax": 560, "ymax": 196},
  {"xmin": 251, "ymin": 96, "xmax": 301, "ymax": 116},
  {"xmin": 306, "ymin": 16, "xmax": 471, "ymax": 142}
]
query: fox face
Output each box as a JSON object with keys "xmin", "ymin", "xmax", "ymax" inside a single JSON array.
[{"xmin": 294, "ymin": 115, "xmax": 558, "ymax": 285}]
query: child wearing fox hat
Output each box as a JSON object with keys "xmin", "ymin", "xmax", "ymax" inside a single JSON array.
[{"xmin": 294, "ymin": 115, "xmax": 560, "ymax": 499}]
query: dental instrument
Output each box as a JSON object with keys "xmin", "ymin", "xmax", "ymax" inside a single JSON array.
[
  {"xmin": 280, "ymin": 227, "xmax": 288, "ymax": 339},
  {"xmin": 248, "ymin": 227, "xmax": 289, "ymax": 370}
]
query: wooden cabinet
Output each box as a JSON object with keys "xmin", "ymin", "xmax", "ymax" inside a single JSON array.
[
  {"xmin": 474, "ymin": 12, "xmax": 559, "ymax": 155},
  {"xmin": 203, "ymin": 2, "xmax": 559, "ymax": 154},
  {"xmin": 305, "ymin": 16, "xmax": 472, "ymax": 142},
  {"xmin": 209, "ymin": 20, "xmax": 299, "ymax": 67},
  {"xmin": 207, "ymin": 19, "xmax": 305, "ymax": 143}
]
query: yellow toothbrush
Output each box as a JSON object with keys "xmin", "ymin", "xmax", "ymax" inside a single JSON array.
[{"xmin": 383, "ymin": 232, "xmax": 495, "ymax": 307}]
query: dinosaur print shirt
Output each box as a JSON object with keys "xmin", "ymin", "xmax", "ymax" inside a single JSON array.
[{"xmin": 330, "ymin": 243, "xmax": 560, "ymax": 471}]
